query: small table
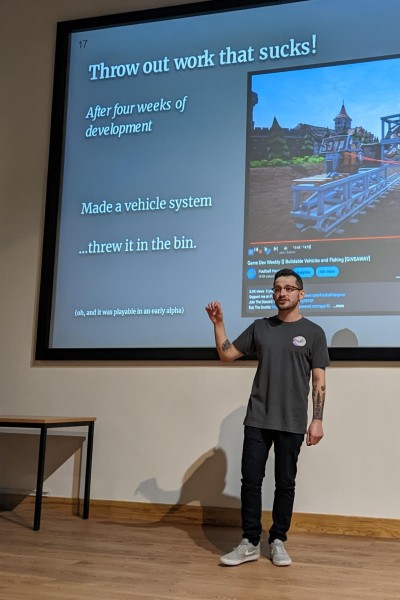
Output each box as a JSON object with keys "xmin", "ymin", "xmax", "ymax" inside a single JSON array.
[{"xmin": 0, "ymin": 416, "xmax": 96, "ymax": 530}]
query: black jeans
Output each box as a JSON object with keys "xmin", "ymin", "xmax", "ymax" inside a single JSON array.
[{"xmin": 241, "ymin": 425, "xmax": 304, "ymax": 545}]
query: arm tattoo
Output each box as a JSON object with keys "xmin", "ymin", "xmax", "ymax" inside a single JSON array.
[
  {"xmin": 221, "ymin": 338, "xmax": 232, "ymax": 352},
  {"xmin": 312, "ymin": 384, "xmax": 326, "ymax": 420}
]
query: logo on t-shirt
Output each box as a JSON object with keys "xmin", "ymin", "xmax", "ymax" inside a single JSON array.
[{"xmin": 293, "ymin": 336, "xmax": 306, "ymax": 347}]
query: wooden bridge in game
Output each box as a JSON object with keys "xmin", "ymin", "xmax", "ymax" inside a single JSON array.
[{"xmin": 291, "ymin": 114, "xmax": 400, "ymax": 236}]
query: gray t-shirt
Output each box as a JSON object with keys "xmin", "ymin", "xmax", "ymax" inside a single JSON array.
[{"xmin": 233, "ymin": 316, "xmax": 329, "ymax": 434}]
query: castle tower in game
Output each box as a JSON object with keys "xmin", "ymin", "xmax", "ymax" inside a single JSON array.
[
  {"xmin": 334, "ymin": 101, "xmax": 352, "ymax": 134},
  {"xmin": 249, "ymin": 98, "xmax": 360, "ymax": 161}
]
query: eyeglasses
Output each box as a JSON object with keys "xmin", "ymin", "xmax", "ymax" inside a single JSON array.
[{"xmin": 271, "ymin": 285, "xmax": 302, "ymax": 294}]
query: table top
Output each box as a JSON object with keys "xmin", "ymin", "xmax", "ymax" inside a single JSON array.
[{"xmin": 0, "ymin": 416, "xmax": 96, "ymax": 424}]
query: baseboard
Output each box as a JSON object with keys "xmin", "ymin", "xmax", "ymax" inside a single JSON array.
[{"xmin": 31, "ymin": 497, "xmax": 400, "ymax": 539}]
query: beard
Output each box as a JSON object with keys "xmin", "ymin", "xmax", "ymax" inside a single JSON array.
[{"xmin": 274, "ymin": 296, "xmax": 300, "ymax": 312}]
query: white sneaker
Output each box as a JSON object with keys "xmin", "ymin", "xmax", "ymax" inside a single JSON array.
[
  {"xmin": 270, "ymin": 539, "xmax": 292, "ymax": 566},
  {"xmin": 220, "ymin": 538, "xmax": 260, "ymax": 566}
]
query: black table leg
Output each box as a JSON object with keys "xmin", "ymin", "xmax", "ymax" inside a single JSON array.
[
  {"xmin": 34, "ymin": 425, "xmax": 47, "ymax": 530},
  {"xmin": 82, "ymin": 421, "xmax": 94, "ymax": 519}
]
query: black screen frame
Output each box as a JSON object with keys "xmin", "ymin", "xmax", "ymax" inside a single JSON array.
[{"xmin": 35, "ymin": 0, "xmax": 400, "ymax": 361}]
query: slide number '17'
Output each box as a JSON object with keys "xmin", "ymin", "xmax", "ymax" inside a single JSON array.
[{"xmin": 79, "ymin": 40, "xmax": 88, "ymax": 48}]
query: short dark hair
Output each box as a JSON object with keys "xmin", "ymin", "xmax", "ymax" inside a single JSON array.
[{"xmin": 274, "ymin": 268, "xmax": 303, "ymax": 290}]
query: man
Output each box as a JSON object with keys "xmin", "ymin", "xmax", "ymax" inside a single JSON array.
[{"xmin": 205, "ymin": 268, "xmax": 329, "ymax": 567}]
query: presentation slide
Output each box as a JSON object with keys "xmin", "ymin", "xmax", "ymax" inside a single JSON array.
[{"xmin": 36, "ymin": 0, "xmax": 400, "ymax": 359}]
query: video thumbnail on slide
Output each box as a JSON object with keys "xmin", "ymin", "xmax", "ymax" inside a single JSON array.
[{"xmin": 243, "ymin": 57, "xmax": 400, "ymax": 317}]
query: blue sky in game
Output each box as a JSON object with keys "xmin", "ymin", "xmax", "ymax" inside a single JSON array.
[{"xmin": 251, "ymin": 56, "xmax": 400, "ymax": 139}]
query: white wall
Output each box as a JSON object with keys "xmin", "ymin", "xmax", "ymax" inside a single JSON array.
[{"xmin": 1, "ymin": 0, "xmax": 399, "ymax": 521}]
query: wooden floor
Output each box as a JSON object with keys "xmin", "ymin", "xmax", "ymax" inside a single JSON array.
[{"xmin": 1, "ymin": 505, "xmax": 400, "ymax": 600}]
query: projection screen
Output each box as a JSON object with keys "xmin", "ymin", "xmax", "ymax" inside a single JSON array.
[{"xmin": 36, "ymin": 0, "xmax": 400, "ymax": 360}]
